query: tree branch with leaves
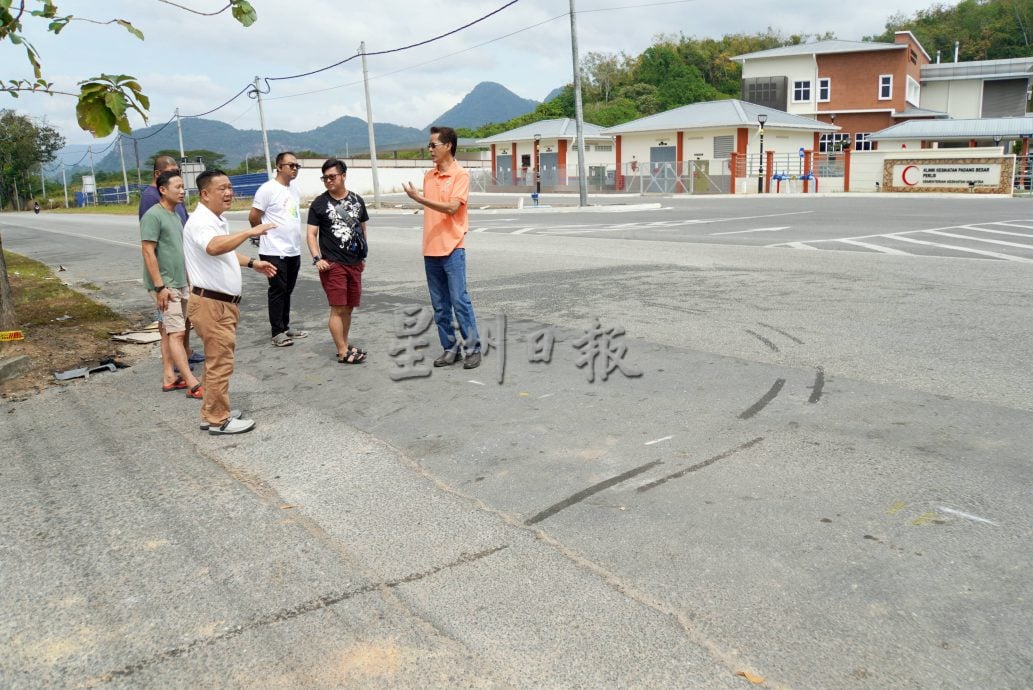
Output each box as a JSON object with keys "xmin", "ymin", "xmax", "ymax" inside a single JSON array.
[{"xmin": 0, "ymin": 0, "xmax": 258, "ymax": 137}]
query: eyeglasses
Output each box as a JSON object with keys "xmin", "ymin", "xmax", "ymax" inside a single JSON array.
[
  {"xmin": 427, "ymin": 142, "xmax": 448, "ymax": 150},
  {"xmin": 279, "ymin": 163, "xmax": 301, "ymax": 170},
  {"xmin": 319, "ymin": 173, "xmax": 341, "ymax": 182}
]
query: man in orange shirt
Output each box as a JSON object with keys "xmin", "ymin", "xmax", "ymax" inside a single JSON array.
[{"xmin": 403, "ymin": 125, "xmax": 481, "ymax": 369}]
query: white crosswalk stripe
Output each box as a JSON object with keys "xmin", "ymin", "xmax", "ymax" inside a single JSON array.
[{"xmin": 776, "ymin": 220, "xmax": 1033, "ymax": 261}]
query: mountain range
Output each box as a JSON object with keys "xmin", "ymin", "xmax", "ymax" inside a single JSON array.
[{"xmin": 84, "ymin": 81, "xmax": 547, "ymax": 173}]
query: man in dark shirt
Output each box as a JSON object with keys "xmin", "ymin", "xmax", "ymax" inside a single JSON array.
[
  {"xmin": 305, "ymin": 159, "xmax": 369, "ymax": 364},
  {"xmin": 139, "ymin": 155, "xmax": 188, "ymax": 223}
]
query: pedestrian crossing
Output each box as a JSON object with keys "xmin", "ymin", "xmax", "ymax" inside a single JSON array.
[{"xmin": 768, "ymin": 220, "xmax": 1033, "ymax": 262}]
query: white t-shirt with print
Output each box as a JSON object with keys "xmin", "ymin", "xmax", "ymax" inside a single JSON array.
[{"xmin": 253, "ymin": 179, "xmax": 301, "ymax": 257}]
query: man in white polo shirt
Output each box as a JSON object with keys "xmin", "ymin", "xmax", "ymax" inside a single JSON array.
[
  {"xmin": 249, "ymin": 150, "xmax": 308, "ymax": 347},
  {"xmin": 183, "ymin": 170, "xmax": 277, "ymax": 435}
]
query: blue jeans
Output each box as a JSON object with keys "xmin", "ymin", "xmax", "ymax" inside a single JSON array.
[{"xmin": 424, "ymin": 248, "xmax": 479, "ymax": 353}]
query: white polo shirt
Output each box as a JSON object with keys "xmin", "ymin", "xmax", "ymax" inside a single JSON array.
[
  {"xmin": 253, "ymin": 179, "xmax": 301, "ymax": 257},
  {"xmin": 183, "ymin": 202, "xmax": 242, "ymax": 296}
]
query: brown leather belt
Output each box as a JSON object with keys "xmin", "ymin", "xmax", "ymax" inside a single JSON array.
[{"xmin": 191, "ymin": 286, "xmax": 241, "ymax": 304}]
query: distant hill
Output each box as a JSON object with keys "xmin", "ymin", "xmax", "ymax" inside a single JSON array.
[
  {"xmin": 79, "ymin": 81, "xmax": 538, "ymax": 172},
  {"xmin": 543, "ymin": 86, "xmax": 567, "ymax": 102},
  {"xmin": 93, "ymin": 116, "xmax": 423, "ymax": 173},
  {"xmin": 426, "ymin": 81, "xmax": 538, "ymax": 130}
]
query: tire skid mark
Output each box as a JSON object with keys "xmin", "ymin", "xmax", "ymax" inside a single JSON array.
[
  {"xmin": 93, "ymin": 545, "xmax": 508, "ymax": 684},
  {"xmin": 637, "ymin": 438, "xmax": 765, "ymax": 493},
  {"xmin": 744, "ymin": 329, "xmax": 779, "ymax": 353},
  {"xmin": 756, "ymin": 322, "xmax": 804, "ymax": 345},
  {"xmin": 738, "ymin": 378, "xmax": 786, "ymax": 420},
  {"xmin": 524, "ymin": 461, "xmax": 662, "ymax": 525},
  {"xmin": 808, "ymin": 367, "xmax": 825, "ymax": 404}
]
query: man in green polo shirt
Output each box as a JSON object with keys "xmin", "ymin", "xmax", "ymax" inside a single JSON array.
[{"xmin": 140, "ymin": 170, "xmax": 203, "ymax": 398}]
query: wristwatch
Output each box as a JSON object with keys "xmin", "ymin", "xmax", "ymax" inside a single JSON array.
[
  {"xmin": 312, "ymin": 255, "xmax": 321, "ymax": 265},
  {"xmin": 247, "ymin": 258, "xmax": 255, "ymax": 269},
  {"xmin": 154, "ymin": 284, "xmax": 166, "ymax": 292}
]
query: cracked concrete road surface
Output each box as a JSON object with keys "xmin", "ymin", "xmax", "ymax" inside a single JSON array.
[{"xmin": 2, "ymin": 197, "xmax": 1032, "ymax": 688}]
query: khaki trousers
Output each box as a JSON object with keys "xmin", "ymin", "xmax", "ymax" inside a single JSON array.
[{"xmin": 186, "ymin": 296, "xmax": 239, "ymax": 426}]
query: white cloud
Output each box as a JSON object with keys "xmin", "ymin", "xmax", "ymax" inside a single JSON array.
[{"xmin": 5, "ymin": 0, "xmax": 937, "ymax": 146}]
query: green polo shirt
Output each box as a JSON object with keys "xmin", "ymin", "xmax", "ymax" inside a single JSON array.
[{"xmin": 140, "ymin": 203, "xmax": 188, "ymax": 290}]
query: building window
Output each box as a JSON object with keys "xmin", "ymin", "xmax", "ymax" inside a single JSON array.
[
  {"xmin": 818, "ymin": 78, "xmax": 831, "ymax": 102},
  {"xmin": 879, "ymin": 75, "xmax": 893, "ymax": 100},
  {"xmin": 793, "ymin": 80, "xmax": 811, "ymax": 102},
  {"xmin": 595, "ymin": 144, "xmax": 612, "ymax": 152},
  {"xmin": 819, "ymin": 132, "xmax": 850, "ymax": 153},
  {"xmin": 854, "ymin": 133, "xmax": 873, "ymax": 151},
  {"xmin": 713, "ymin": 135, "xmax": 734, "ymax": 159},
  {"xmin": 905, "ymin": 76, "xmax": 920, "ymax": 107}
]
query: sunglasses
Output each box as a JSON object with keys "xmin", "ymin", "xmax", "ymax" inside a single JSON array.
[
  {"xmin": 279, "ymin": 163, "xmax": 301, "ymax": 170},
  {"xmin": 427, "ymin": 142, "xmax": 448, "ymax": 150},
  {"xmin": 319, "ymin": 173, "xmax": 341, "ymax": 182}
]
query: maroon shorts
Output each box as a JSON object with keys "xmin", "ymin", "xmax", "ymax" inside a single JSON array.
[{"xmin": 319, "ymin": 261, "xmax": 363, "ymax": 307}]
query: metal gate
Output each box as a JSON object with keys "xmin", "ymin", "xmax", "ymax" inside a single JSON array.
[
  {"xmin": 647, "ymin": 146, "xmax": 677, "ymax": 192},
  {"xmin": 495, "ymin": 154, "xmax": 512, "ymax": 185}
]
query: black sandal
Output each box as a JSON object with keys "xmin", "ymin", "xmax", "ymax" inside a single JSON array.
[{"xmin": 337, "ymin": 348, "xmax": 367, "ymax": 364}]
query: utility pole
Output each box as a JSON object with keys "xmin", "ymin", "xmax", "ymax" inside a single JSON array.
[
  {"xmin": 88, "ymin": 145, "xmax": 97, "ymax": 206},
  {"xmin": 176, "ymin": 107, "xmax": 190, "ymax": 206},
  {"xmin": 61, "ymin": 165, "xmax": 69, "ymax": 208},
  {"xmin": 39, "ymin": 162, "xmax": 46, "ymax": 200},
  {"xmin": 254, "ymin": 76, "xmax": 273, "ymax": 179},
  {"xmin": 360, "ymin": 41, "xmax": 381, "ymax": 208},
  {"xmin": 569, "ymin": 0, "xmax": 588, "ymax": 207},
  {"xmin": 133, "ymin": 138, "xmax": 142, "ymax": 186},
  {"xmin": 118, "ymin": 136, "xmax": 130, "ymax": 204}
]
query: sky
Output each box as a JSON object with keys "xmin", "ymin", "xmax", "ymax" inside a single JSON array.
[{"xmin": 2, "ymin": 0, "xmax": 940, "ymax": 164}]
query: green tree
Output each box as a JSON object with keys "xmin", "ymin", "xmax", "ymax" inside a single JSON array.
[
  {"xmin": 1, "ymin": 0, "xmax": 258, "ymax": 137},
  {"xmin": 0, "ymin": 108, "xmax": 64, "ymax": 329},
  {"xmin": 868, "ymin": 0, "xmax": 1033, "ymax": 61}
]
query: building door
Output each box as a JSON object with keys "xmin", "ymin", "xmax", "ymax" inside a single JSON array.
[
  {"xmin": 539, "ymin": 151, "xmax": 559, "ymax": 187},
  {"xmin": 496, "ymin": 154, "xmax": 512, "ymax": 185},
  {"xmin": 648, "ymin": 145, "xmax": 677, "ymax": 192}
]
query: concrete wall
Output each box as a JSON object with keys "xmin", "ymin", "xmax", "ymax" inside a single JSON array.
[
  {"xmin": 921, "ymin": 80, "xmax": 983, "ymax": 118},
  {"xmin": 741, "ymin": 55, "xmax": 817, "ymax": 116},
  {"xmin": 849, "ymin": 147, "xmax": 1006, "ymax": 192}
]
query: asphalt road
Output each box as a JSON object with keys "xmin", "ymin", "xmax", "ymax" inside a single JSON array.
[{"xmin": 2, "ymin": 195, "xmax": 1032, "ymax": 688}]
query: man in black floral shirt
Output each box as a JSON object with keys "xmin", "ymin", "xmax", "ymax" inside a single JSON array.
[{"xmin": 305, "ymin": 159, "xmax": 370, "ymax": 364}]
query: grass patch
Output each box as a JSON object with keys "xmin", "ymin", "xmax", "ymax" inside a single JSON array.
[{"xmin": 4, "ymin": 251, "xmax": 126, "ymax": 330}]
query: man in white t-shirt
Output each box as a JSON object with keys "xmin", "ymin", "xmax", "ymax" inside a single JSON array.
[
  {"xmin": 184, "ymin": 170, "xmax": 277, "ymax": 435},
  {"xmin": 249, "ymin": 151, "xmax": 308, "ymax": 347}
]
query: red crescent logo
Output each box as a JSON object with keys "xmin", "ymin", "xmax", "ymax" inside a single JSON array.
[{"xmin": 901, "ymin": 165, "xmax": 919, "ymax": 186}]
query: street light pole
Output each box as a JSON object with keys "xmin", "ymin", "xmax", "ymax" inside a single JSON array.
[
  {"xmin": 533, "ymin": 133, "xmax": 541, "ymax": 200},
  {"xmin": 757, "ymin": 113, "xmax": 768, "ymax": 194}
]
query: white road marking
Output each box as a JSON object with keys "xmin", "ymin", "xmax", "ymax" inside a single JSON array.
[
  {"xmin": 989, "ymin": 221, "xmax": 1033, "ymax": 230},
  {"xmin": 709, "ymin": 226, "xmax": 790, "ymax": 236},
  {"xmin": 467, "ymin": 380, "xmax": 486, "ymax": 386},
  {"xmin": 924, "ymin": 229, "xmax": 1033, "ymax": 249},
  {"xmin": 783, "ymin": 242, "xmax": 819, "ymax": 250},
  {"xmin": 836, "ymin": 239, "xmax": 911, "ymax": 255},
  {"xmin": 644, "ymin": 435, "xmax": 673, "ymax": 446},
  {"xmin": 963, "ymin": 225, "xmax": 1033, "ymax": 238},
  {"xmin": 8, "ymin": 224, "xmax": 138, "ymax": 248},
  {"xmin": 938, "ymin": 507, "xmax": 999, "ymax": 526},
  {"xmin": 887, "ymin": 234, "xmax": 1033, "ymax": 262},
  {"xmin": 511, "ymin": 227, "xmax": 537, "ymax": 235}
]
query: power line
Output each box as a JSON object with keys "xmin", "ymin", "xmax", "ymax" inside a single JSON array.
[
  {"xmin": 263, "ymin": 0, "xmax": 522, "ymax": 84},
  {"xmin": 266, "ymin": 11, "xmax": 568, "ymax": 102}
]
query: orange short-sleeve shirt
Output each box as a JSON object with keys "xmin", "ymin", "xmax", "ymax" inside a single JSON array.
[{"xmin": 421, "ymin": 160, "xmax": 470, "ymax": 257}]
